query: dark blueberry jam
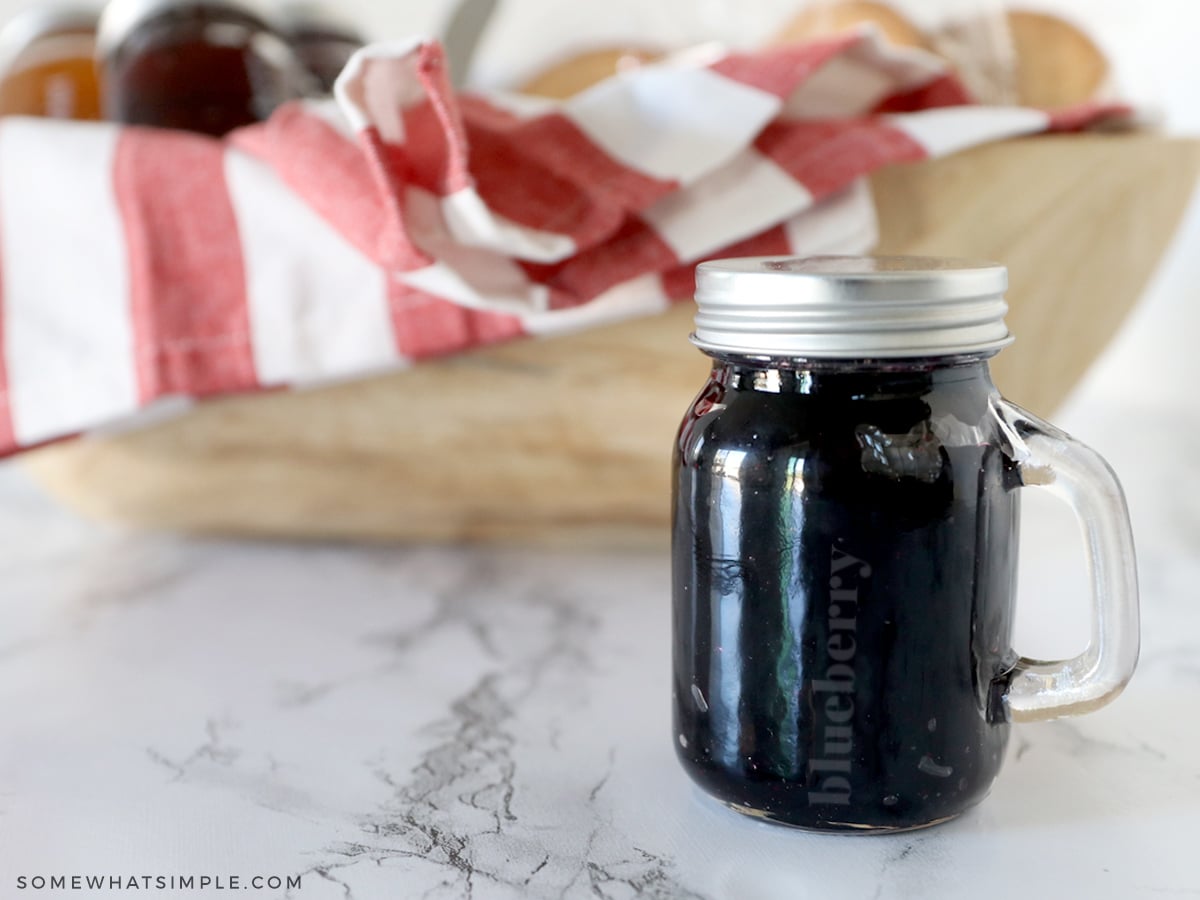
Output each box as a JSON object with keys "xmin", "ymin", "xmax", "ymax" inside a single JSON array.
[{"xmin": 672, "ymin": 356, "xmax": 1022, "ymax": 832}]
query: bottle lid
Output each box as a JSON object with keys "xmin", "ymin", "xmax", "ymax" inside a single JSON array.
[
  {"xmin": 692, "ymin": 255, "xmax": 1013, "ymax": 359},
  {"xmin": 96, "ymin": 0, "xmax": 278, "ymax": 59}
]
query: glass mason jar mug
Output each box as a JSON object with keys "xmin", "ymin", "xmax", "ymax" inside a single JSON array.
[{"xmin": 672, "ymin": 256, "xmax": 1140, "ymax": 833}]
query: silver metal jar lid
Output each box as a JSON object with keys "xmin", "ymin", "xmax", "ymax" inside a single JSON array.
[
  {"xmin": 692, "ymin": 255, "xmax": 1014, "ymax": 359},
  {"xmin": 96, "ymin": 0, "xmax": 278, "ymax": 59}
]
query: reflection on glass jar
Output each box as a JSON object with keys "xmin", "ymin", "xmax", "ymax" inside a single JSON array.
[
  {"xmin": 0, "ymin": 5, "xmax": 101, "ymax": 119},
  {"xmin": 97, "ymin": 0, "xmax": 305, "ymax": 137}
]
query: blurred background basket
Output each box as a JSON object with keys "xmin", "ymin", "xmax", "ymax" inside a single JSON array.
[{"xmin": 24, "ymin": 132, "xmax": 1200, "ymax": 545}]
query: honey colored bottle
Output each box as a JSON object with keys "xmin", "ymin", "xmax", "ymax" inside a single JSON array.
[
  {"xmin": 97, "ymin": 0, "xmax": 305, "ymax": 137},
  {"xmin": 0, "ymin": 5, "xmax": 101, "ymax": 119}
]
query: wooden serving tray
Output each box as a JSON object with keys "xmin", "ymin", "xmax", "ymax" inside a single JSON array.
[{"xmin": 25, "ymin": 134, "xmax": 1200, "ymax": 545}]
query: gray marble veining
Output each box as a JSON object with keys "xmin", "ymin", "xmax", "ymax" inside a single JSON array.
[{"xmin": 0, "ymin": 463, "xmax": 1196, "ymax": 900}]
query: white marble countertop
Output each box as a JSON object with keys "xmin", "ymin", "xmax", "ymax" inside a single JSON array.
[{"xmin": 2, "ymin": 219, "xmax": 1199, "ymax": 899}]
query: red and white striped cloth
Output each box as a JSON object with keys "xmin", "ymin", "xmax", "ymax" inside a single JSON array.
[{"xmin": 0, "ymin": 29, "xmax": 1128, "ymax": 457}]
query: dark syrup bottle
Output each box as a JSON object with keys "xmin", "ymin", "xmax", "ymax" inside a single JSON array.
[{"xmin": 98, "ymin": 0, "xmax": 305, "ymax": 136}]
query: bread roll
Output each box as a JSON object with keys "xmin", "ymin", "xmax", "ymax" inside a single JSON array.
[
  {"xmin": 772, "ymin": 1, "xmax": 927, "ymax": 50},
  {"xmin": 1007, "ymin": 10, "xmax": 1108, "ymax": 107},
  {"xmin": 520, "ymin": 48, "xmax": 661, "ymax": 99}
]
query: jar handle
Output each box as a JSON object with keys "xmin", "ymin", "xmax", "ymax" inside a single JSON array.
[{"xmin": 993, "ymin": 399, "xmax": 1140, "ymax": 722}]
